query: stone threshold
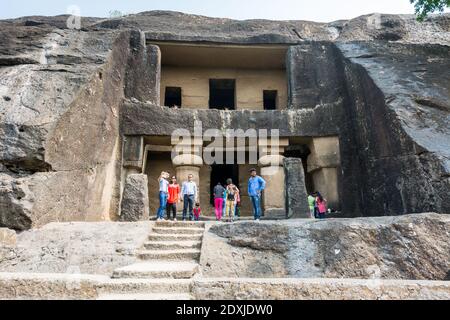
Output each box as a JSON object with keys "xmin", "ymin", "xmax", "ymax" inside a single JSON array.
[{"xmin": 0, "ymin": 272, "xmax": 449, "ymax": 300}]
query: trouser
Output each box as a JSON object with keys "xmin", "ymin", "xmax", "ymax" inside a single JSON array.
[
  {"xmin": 225, "ymin": 200, "xmax": 235, "ymax": 219},
  {"xmin": 309, "ymin": 207, "xmax": 315, "ymax": 219},
  {"xmin": 314, "ymin": 207, "xmax": 320, "ymax": 219},
  {"xmin": 235, "ymin": 204, "xmax": 240, "ymax": 217},
  {"xmin": 182, "ymin": 194, "xmax": 195, "ymax": 220},
  {"xmin": 250, "ymin": 195, "xmax": 262, "ymax": 220},
  {"xmin": 156, "ymin": 192, "xmax": 168, "ymax": 219},
  {"xmin": 166, "ymin": 202, "xmax": 177, "ymax": 220},
  {"xmin": 318, "ymin": 212, "xmax": 326, "ymax": 220},
  {"xmin": 214, "ymin": 198, "xmax": 224, "ymax": 220}
]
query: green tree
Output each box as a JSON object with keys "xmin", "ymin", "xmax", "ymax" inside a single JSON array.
[{"xmin": 410, "ymin": 0, "xmax": 450, "ymax": 21}]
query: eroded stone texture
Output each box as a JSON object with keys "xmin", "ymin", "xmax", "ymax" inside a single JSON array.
[
  {"xmin": 120, "ymin": 174, "xmax": 150, "ymax": 222},
  {"xmin": 0, "ymin": 228, "xmax": 16, "ymax": 247},
  {"xmin": 201, "ymin": 214, "xmax": 450, "ymax": 281},
  {"xmin": 0, "ymin": 222, "xmax": 152, "ymax": 275},
  {"xmin": 284, "ymin": 158, "xmax": 309, "ymax": 218}
]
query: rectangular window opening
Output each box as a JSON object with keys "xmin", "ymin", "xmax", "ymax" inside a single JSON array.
[
  {"xmin": 164, "ymin": 87, "xmax": 182, "ymax": 108},
  {"xmin": 209, "ymin": 79, "xmax": 236, "ymax": 110},
  {"xmin": 263, "ymin": 90, "xmax": 278, "ymax": 110}
]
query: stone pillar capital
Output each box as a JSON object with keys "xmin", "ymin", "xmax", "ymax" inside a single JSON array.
[
  {"xmin": 172, "ymin": 154, "xmax": 203, "ymax": 167},
  {"xmin": 258, "ymin": 155, "xmax": 285, "ymax": 167}
]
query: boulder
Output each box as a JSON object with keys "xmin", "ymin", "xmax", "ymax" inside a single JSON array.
[
  {"xmin": 284, "ymin": 158, "xmax": 310, "ymax": 218},
  {"xmin": 201, "ymin": 213, "xmax": 450, "ymax": 281},
  {"xmin": 120, "ymin": 174, "xmax": 150, "ymax": 222}
]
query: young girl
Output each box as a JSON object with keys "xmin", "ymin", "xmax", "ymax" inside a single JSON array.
[
  {"xmin": 316, "ymin": 192, "xmax": 327, "ymax": 220},
  {"xmin": 193, "ymin": 202, "xmax": 201, "ymax": 221}
]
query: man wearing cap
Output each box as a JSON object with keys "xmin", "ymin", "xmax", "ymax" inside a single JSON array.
[{"xmin": 247, "ymin": 169, "xmax": 266, "ymax": 221}]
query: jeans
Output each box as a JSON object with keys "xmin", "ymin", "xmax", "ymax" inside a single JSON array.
[
  {"xmin": 156, "ymin": 191, "xmax": 168, "ymax": 219},
  {"xmin": 214, "ymin": 198, "xmax": 224, "ymax": 220},
  {"xmin": 182, "ymin": 194, "xmax": 195, "ymax": 220},
  {"xmin": 167, "ymin": 202, "xmax": 177, "ymax": 220},
  {"xmin": 250, "ymin": 195, "xmax": 262, "ymax": 220},
  {"xmin": 318, "ymin": 212, "xmax": 326, "ymax": 220}
]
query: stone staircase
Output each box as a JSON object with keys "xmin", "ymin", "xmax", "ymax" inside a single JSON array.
[{"xmin": 97, "ymin": 220, "xmax": 205, "ymax": 300}]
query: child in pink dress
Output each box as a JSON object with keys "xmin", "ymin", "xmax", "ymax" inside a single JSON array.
[{"xmin": 193, "ymin": 203, "xmax": 201, "ymax": 221}]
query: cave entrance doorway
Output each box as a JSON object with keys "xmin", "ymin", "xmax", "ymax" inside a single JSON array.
[
  {"xmin": 209, "ymin": 79, "xmax": 236, "ymax": 110},
  {"xmin": 210, "ymin": 163, "xmax": 239, "ymax": 205}
]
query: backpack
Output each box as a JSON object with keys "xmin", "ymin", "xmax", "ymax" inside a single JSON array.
[{"xmin": 227, "ymin": 186, "xmax": 235, "ymax": 201}]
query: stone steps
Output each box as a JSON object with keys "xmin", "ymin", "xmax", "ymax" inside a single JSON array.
[
  {"xmin": 98, "ymin": 278, "xmax": 192, "ymax": 294},
  {"xmin": 148, "ymin": 233, "xmax": 203, "ymax": 241},
  {"xmin": 112, "ymin": 261, "xmax": 199, "ymax": 279},
  {"xmin": 156, "ymin": 221, "xmax": 205, "ymax": 228},
  {"xmin": 144, "ymin": 240, "xmax": 202, "ymax": 250},
  {"xmin": 152, "ymin": 227, "xmax": 204, "ymax": 235},
  {"xmin": 97, "ymin": 293, "xmax": 193, "ymax": 300},
  {"xmin": 137, "ymin": 249, "xmax": 201, "ymax": 261}
]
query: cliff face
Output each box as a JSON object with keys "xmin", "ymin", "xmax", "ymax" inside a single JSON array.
[{"xmin": 0, "ymin": 11, "xmax": 449, "ymax": 229}]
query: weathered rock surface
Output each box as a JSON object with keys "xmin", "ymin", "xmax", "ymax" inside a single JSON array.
[
  {"xmin": 120, "ymin": 174, "xmax": 150, "ymax": 222},
  {"xmin": 202, "ymin": 213, "xmax": 450, "ymax": 281},
  {"xmin": 284, "ymin": 158, "xmax": 310, "ymax": 218},
  {"xmin": 0, "ymin": 228, "xmax": 16, "ymax": 247},
  {"xmin": 192, "ymin": 278, "xmax": 450, "ymax": 300},
  {"xmin": 0, "ymin": 222, "xmax": 152, "ymax": 275}
]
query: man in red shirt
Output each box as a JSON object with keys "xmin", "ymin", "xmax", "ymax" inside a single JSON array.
[{"xmin": 167, "ymin": 176, "xmax": 181, "ymax": 221}]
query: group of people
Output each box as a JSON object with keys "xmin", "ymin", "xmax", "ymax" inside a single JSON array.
[
  {"xmin": 155, "ymin": 168, "xmax": 266, "ymax": 222},
  {"xmin": 156, "ymin": 172, "xmax": 201, "ymax": 222},
  {"xmin": 307, "ymin": 192, "xmax": 328, "ymax": 219}
]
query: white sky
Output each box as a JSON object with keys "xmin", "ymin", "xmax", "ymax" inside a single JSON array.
[{"xmin": 0, "ymin": 0, "xmax": 436, "ymax": 22}]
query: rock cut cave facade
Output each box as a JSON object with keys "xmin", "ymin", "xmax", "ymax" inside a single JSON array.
[{"xmin": 0, "ymin": 12, "xmax": 449, "ymax": 230}]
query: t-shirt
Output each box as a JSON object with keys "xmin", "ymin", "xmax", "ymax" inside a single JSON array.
[
  {"xmin": 167, "ymin": 184, "xmax": 180, "ymax": 204},
  {"xmin": 317, "ymin": 198, "xmax": 327, "ymax": 214},
  {"xmin": 213, "ymin": 185, "xmax": 225, "ymax": 199},
  {"xmin": 193, "ymin": 207, "xmax": 201, "ymax": 217},
  {"xmin": 308, "ymin": 195, "xmax": 316, "ymax": 209},
  {"xmin": 159, "ymin": 178, "xmax": 169, "ymax": 193}
]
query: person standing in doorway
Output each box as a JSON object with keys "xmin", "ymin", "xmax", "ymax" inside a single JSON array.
[
  {"xmin": 167, "ymin": 176, "xmax": 180, "ymax": 221},
  {"xmin": 225, "ymin": 179, "xmax": 239, "ymax": 222},
  {"xmin": 234, "ymin": 188, "xmax": 241, "ymax": 220},
  {"xmin": 156, "ymin": 171, "xmax": 170, "ymax": 221},
  {"xmin": 181, "ymin": 174, "xmax": 198, "ymax": 221},
  {"xmin": 213, "ymin": 182, "xmax": 225, "ymax": 221},
  {"xmin": 308, "ymin": 192, "xmax": 316, "ymax": 219},
  {"xmin": 248, "ymin": 168, "xmax": 266, "ymax": 222},
  {"xmin": 316, "ymin": 192, "xmax": 328, "ymax": 220}
]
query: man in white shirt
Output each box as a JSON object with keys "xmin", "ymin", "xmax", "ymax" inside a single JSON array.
[{"xmin": 181, "ymin": 174, "xmax": 198, "ymax": 221}]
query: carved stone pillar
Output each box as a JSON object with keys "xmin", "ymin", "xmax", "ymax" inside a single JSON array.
[{"xmin": 258, "ymin": 138, "xmax": 289, "ymax": 218}]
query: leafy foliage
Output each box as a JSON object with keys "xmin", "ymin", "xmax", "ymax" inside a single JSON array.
[{"xmin": 410, "ymin": 0, "xmax": 450, "ymax": 21}]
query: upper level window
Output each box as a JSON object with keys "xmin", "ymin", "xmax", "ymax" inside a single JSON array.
[
  {"xmin": 209, "ymin": 79, "xmax": 236, "ymax": 110},
  {"xmin": 263, "ymin": 90, "xmax": 277, "ymax": 110},
  {"xmin": 164, "ymin": 87, "xmax": 182, "ymax": 108}
]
